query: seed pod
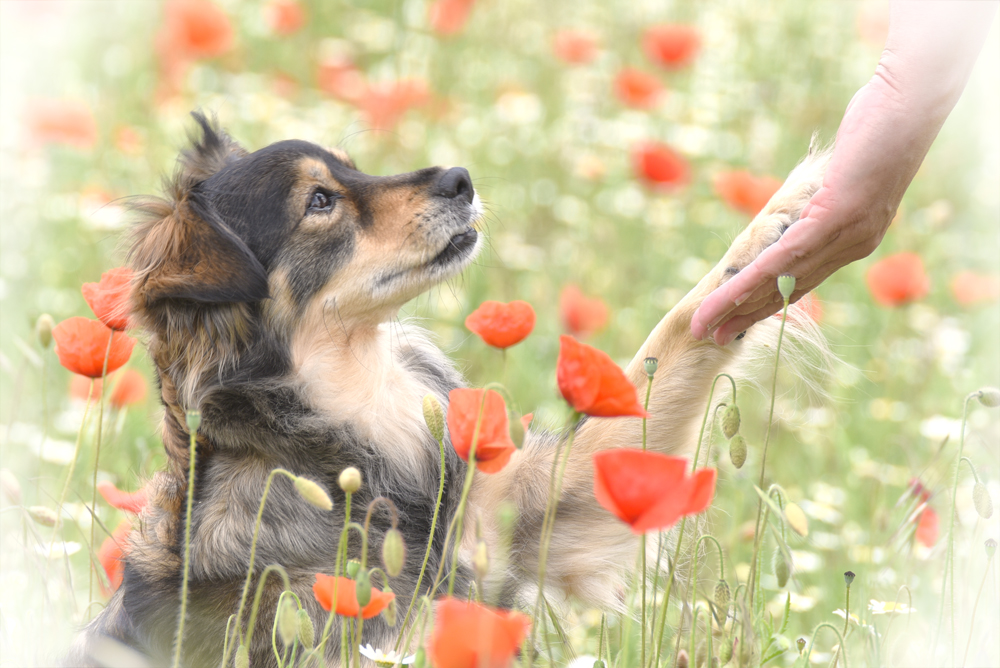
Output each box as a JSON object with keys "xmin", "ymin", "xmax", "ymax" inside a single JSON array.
[
  {"xmin": 473, "ymin": 540, "xmax": 489, "ymax": 580},
  {"xmin": 355, "ymin": 569, "xmax": 372, "ymax": 607},
  {"xmin": 729, "ymin": 434, "xmax": 747, "ymax": 469},
  {"xmin": 294, "ymin": 476, "xmax": 333, "ymax": 511},
  {"xmin": 777, "ymin": 274, "xmax": 796, "ymax": 301},
  {"xmin": 593, "ymin": 661, "xmax": 606, "ymax": 668},
  {"xmin": 772, "ymin": 549, "xmax": 790, "ymax": 588},
  {"xmin": 235, "ymin": 644, "xmax": 249, "ymax": 668},
  {"xmin": 185, "ymin": 410, "xmax": 201, "ymax": 433},
  {"xmin": 382, "ymin": 528, "xmax": 406, "ymax": 578},
  {"xmin": 1, "ymin": 468, "xmax": 21, "ymax": 505},
  {"xmin": 843, "ymin": 570, "xmax": 856, "ymax": 587},
  {"xmin": 383, "ymin": 586, "xmax": 397, "ymax": 627},
  {"xmin": 721, "ymin": 404, "xmax": 741, "ymax": 440},
  {"xmin": 971, "ymin": 481, "xmax": 993, "ymax": 519},
  {"xmin": 796, "ymin": 638, "xmax": 806, "ymax": 655},
  {"xmin": 976, "ymin": 387, "xmax": 1000, "ymax": 408},
  {"xmin": 36, "ymin": 314, "xmax": 54, "ymax": 349},
  {"xmin": 28, "ymin": 506, "xmax": 58, "ymax": 527},
  {"xmin": 297, "ymin": 609, "xmax": 315, "ymax": 649},
  {"xmin": 986, "ymin": 538, "xmax": 997, "ymax": 560},
  {"xmin": 423, "ymin": 395, "xmax": 445, "ymax": 441},
  {"xmin": 644, "ymin": 357, "xmax": 659, "ymax": 377},
  {"xmin": 277, "ymin": 596, "xmax": 297, "ymax": 646},
  {"xmin": 338, "ymin": 467, "xmax": 362, "ymax": 494},
  {"xmin": 346, "ymin": 559, "xmax": 361, "ymax": 578},
  {"xmin": 714, "ymin": 579, "xmax": 730, "ymax": 609}
]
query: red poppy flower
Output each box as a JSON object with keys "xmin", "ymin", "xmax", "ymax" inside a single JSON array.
[
  {"xmin": 114, "ymin": 126, "xmax": 144, "ymax": 155},
  {"xmin": 360, "ymin": 79, "xmax": 430, "ymax": 131},
  {"xmin": 559, "ymin": 284, "xmax": 609, "ymax": 338},
  {"xmin": 70, "ymin": 374, "xmax": 104, "ymax": 403},
  {"xmin": 109, "ymin": 369, "xmax": 148, "ymax": 409},
  {"xmin": 429, "ymin": 0, "xmax": 474, "ymax": 36},
  {"xmin": 642, "ymin": 24, "xmax": 701, "ymax": 70},
  {"xmin": 53, "ymin": 318, "xmax": 135, "ymax": 378},
  {"xmin": 553, "ymin": 30, "xmax": 598, "ymax": 65},
  {"xmin": 631, "ymin": 141, "xmax": 690, "ymax": 191},
  {"xmin": 98, "ymin": 521, "xmax": 132, "ymax": 596},
  {"xmin": 713, "ymin": 170, "xmax": 783, "ymax": 216},
  {"xmin": 520, "ymin": 413, "xmax": 533, "ymax": 432},
  {"xmin": 465, "ymin": 301, "xmax": 536, "ymax": 349},
  {"xmin": 772, "ymin": 292, "xmax": 823, "ymax": 325},
  {"xmin": 82, "ymin": 267, "xmax": 134, "ymax": 331},
  {"xmin": 428, "ymin": 597, "xmax": 530, "ymax": 668},
  {"xmin": 158, "ymin": 0, "xmax": 234, "ymax": 60},
  {"xmin": 865, "ymin": 252, "xmax": 930, "ymax": 307},
  {"xmin": 614, "ymin": 68, "xmax": 663, "ymax": 109},
  {"xmin": 97, "ymin": 481, "xmax": 148, "ymax": 514},
  {"xmin": 25, "ymin": 99, "xmax": 98, "ymax": 150},
  {"xmin": 264, "ymin": 0, "xmax": 305, "ymax": 36},
  {"xmin": 557, "ymin": 336, "xmax": 647, "ymax": 419},
  {"xmin": 317, "ymin": 57, "xmax": 368, "ymax": 104},
  {"xmin": 312, "ymin": 574, "xmax": 395, "ymax": 618},
  {"xmin": 446, "ymin": 389, "xmax": 516, "ymax": 474},
  {"xmin": 915, "ymin": 506, "xmax": 939, "ymax": 548},
  {"xmin": 950, "ymin": 271, "xmax": 1000, "ymax": 307},
  {"xmin": 593, "ymin": 449, "xmax": 716, "ymax": 533}
]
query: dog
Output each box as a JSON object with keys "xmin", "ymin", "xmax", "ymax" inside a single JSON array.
[{"xmin": 69, "ymin": 113, "xmax": 828, "ymax": 667}]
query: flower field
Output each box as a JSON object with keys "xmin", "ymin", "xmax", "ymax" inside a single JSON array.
[{"xmin": 0, "ymin": 1, "xmax": 998, "ymax": 667}]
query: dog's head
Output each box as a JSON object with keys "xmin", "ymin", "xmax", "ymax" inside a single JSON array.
[{"xmin": 131, "ymin": 113, "xmax": 482, "ymax": 333}]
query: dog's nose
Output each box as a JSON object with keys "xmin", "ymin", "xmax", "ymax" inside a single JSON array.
[{"xmin": 433, "ymin": 167, "xmax": 474, "ymax": 204}]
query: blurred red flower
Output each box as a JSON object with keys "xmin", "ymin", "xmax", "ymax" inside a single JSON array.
[
  {"xmin": 70, "ymin": 374, "xmax": 104, "ymax": 403},
  {"xmin": 429, "ymin": 0, "xmax": 474, "ymax": 36},
  {"xmin": 97, "ymin": 481, "xmax": 148, "ymax": 514},
  {"xmin": 552, "ymin": 30, "xmax": 598, "ymax": 65},
  {"xmin": 447, "ymin": 389, "xmax": 517, "ymax": 474},
  {"xmin": 631, "ymin": 142, "xmax": 690, "ymax": 191},
  {"xmin": 557, "ymin": 336, "xmax": 647, "ymax": 418},
  {"xmin": 642, "ymin": 24, "xmax": 701, "ymax": 70},
  {"xmin": 264, "ymin": 0, "xmax": 305, "ymax": 36},
  {"xmin": 713, "ymin": 170, "xmax": 783, "ymax": 216},
  {"xmin": 856, "ymin": 0, "xmax": 890, "ymax": 46},
  {"xmin": 114, "ymin": 126, "xmax": 144, "ymax": 155},
  {"xmin": 428, "ymin": 597, "xmax": 530, "ymax": 668},
  {"xmin": 614, "ymin": 68, "xmax": 663, "ymax": 109},
  {"xmin": 775, "ymin": 292, "xmax": 823, "ymax": 326},
  {"xmin": 98, "ymin": 521, "xmax": 132, "ymax": 596},
  {"xmin": 158, "ymin": 0, "xmax": 234, "ymax": 60},
  {"xmin": 950, "ymin": 271, "xmax": 1000, "ymax": 307},
  {"xmin": 312, "ymin": 574, "xmax": 395, "ymax": 618},
  {"xmin": 360, "ymin": 79, "xmax": 430, "ymax": 131},
  {"xmin": 559, "ymin": 284, "xmax": 609, "ymax": 338},
  {"xmin": 317, "ymin": 57, "xmax": 368, "ymax": 104},
  {"xmin": 110, "ymin": 369, "xmax": 149, "ymax": 409},
  {"xmin": 25, "ymin": 99, "xmax": 97, "ymax": 150},
  {"xmin": 593, "ymin": 449, "xmax": 716, "ymax": 533},
  {"xmin": 520, "ymin": 413, "xmax": 533, "ymax": 432},
  {"xmin": 53, "ymin": 318, "xmax": 135, "ymax": 378},
  {"xmin": 82, "ymin": 267, "xmax": 133, "ymax": 331},
  {"xmin": 865, "ymin": 252, "xmax": 930, "ymax": 307},
  {"xmin": 915, "ymin": 505, "xmax": 939, "ymax": 548},
  {"xmin": 465, "ymin": 300, "xmax": 536, "ymax": 349}
]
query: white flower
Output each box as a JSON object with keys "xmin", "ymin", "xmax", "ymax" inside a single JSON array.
[
  {"xmin": 832, "ymin": 609, "xmax": 861, "ymax": 626},
  {"xmin": 358, "ymin": 644, "xmax": 415, "ymax": 667},
  {"xmin": 868, "ymin": 599, "xmax": 916, "ymax": 615}
]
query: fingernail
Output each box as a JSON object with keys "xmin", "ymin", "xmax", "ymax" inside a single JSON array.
[
  {"xmin": 734, "ymin": 290, "xmax": 753, "ymax": 307},
  {"xmin": 716, "ymin": 330, "xmax": 738, "ymax": 347}
]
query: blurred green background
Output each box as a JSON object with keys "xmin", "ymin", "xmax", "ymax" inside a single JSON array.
[{"xmin": 0, "ymin": 1, "xmax": 997, "ymax": 666}]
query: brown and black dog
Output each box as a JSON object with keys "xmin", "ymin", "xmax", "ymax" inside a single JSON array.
[{"xmin": 70, "ymin": 113, "xmax": 827, "ymax": 667}]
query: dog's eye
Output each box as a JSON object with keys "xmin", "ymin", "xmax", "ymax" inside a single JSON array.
[{"xmin": 308, "ymin": 191, "xmax": 336, "ymax": 212}]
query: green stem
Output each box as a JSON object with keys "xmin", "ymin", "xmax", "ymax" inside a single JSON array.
[
  {"xmin": 688, "ymin": 605, "xmax": 702, "ymax": 666},
  {"xmin": 88, "ymin": 329, "xmax": 114, "ymax": 605},
  {"xmin": 245, "ymin": 565, "xmax": 292, "ymax": 651},
  {"xmin": 832, "ymin": 582, "xmax": 851, "ymax": 668},
  {"xmin": 801, "ymin": 623, "xmax": 847, "ymax": 668},
  {"xmin": 641, "ymin": 373, "xmax": 653, "ymax": 668},
  {"xmin": 172, "ymin": 420, "xmax": 198, "ymax": 668},
  {"xmin": 446, "ymin": 391, "xmax": 489, "ymax": 596},
  {"xmin": 961, "ymin": 550, "xmax": 994, "ymax": 668},
  {"xmin": 960, "ymin": 456, "xmax": 979, "ymax": 483}
]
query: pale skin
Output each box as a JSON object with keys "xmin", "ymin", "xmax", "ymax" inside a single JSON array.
[{"xmin": 691, "ymin": 0, "xmax": 999, "ymax": 346}]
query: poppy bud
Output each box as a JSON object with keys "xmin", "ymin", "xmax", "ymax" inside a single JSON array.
[
  {"xmin": 986, "ymin": 538, "xmax": 997, "ymax": 560},
  {"xmin": 294, "ymin": 476, "xmax": 333, "ymax": 511},
  {"xmin": 721, "ymin": 404, "xmax": 740, "ymax": 439},
  {"xmin": 1, "ymin": 468, "xmax": 21, "ymax": 505},
  {"xmin": 784, "ymin": 502, "xmax": 809, "ymax": 537},
  {"xmin": 973, "ymin": 482, "xmax": 993, "ymax": 519},
  {"xmin": 976, "ymin": 387, "xmax": 1000, "ymax": 408},
  {"xmin": 382, "ymin": 528, "xmax": 406, "ymax": 578},
  {"xmin": 235, "ymin": 644, "xmax": 249, "ymax": 668},
  {"xmin": 28, "ymin": 505, "xmax": 58, "ymax": 527},
  {"xmin": 593, "ymin": 661, "xmax": 606, "ymax": 668},
  {"xmin": 423, "ymin": 394, "xmax": 445, "ymax": 441},
  {"xmin": 186, "ymin": 410, "xmax": 201, "ymax": 433},
  {"xmin": 796, "ymin": 638, "xmax": 806, "ymax": 655},
  {"xmin": 777, "ymin": 274, "xmax": 796, "ymax": 301},
  {"xmin": 297, "ymin": 608, "xmax": 315, "ymax": 649},
  {"xmin": 844, "ymin": 570, "xmax": 856, "ymax": 586},
  {"xmin": 510, "ymin": 412, "xmax": 526, "ymax": 449},
  {"xmin": 339, "ymin": 467, "xmax": 362, "ymax": 494},
  {"xmin": 36, "ymin": 314, "xmax": 54, "ymax": 349},
  {"xmin": 714, "ymin": 579, "xmax": 730, "ymax": 609},
  {"xmin": 720, "ymin": 638, "xmax": 733, "ymax": 665},
  {"xmin": 473, "ymin": 540, "xmax": 489, "ymax": 580},
  {"xmin": 346, "ymin": 559, "xmax": 361, "ymax": 578},
  {"xmin": 772, "ymin": 549, "xmax": 790, "ymax": 588},
  {"xmin": 383, "ymin": 585, "xmax": 398, "ymax": 627},
  {"xmin": 414, "ymin": 648, "xmax": 426, "ymax": 668},
  {"xmin": 644, "ymin": 357, "xmax": 659, "ymax": 377},
  {"xmin": 278, "ymin": 596, "xmax": 297, "ymax": 645},
  {"xmin": 355, "ymin": 569, "xmax": 372, "ymax": 607},
  {"xmin": 729, "ymin": 434, "xmax": 747, "ymax": 469}
]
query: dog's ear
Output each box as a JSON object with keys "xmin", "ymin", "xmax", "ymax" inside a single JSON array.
[
  {"xmin": 130, "ymin": 192, "xmax": 269, "ymax": 306},
  {"xmin": 179, "ymin": 111, "xmax": 248, "ymax": 185}
]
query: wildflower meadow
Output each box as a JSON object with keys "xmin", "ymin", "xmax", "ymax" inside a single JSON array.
[{"xmin": 1, "ymin": 1, "xmax": 998, "ymax": 667}]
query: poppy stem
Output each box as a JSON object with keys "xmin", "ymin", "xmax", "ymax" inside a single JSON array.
[
  {"xmin": 640, "ymin": 371, "xmax": 653, "ymax": 668},
  {"xmin": 801, "ymin": 623, "xmax": 847, "ymax": 668},
  {"xmin": 447, "ymin": 391, "xmax": 488, "ymax": 596},
  {"xmin": 244, "ymin": 564, "xmax": 291, "ymax": 652},
  {"xmin": 88, "ymin": 330, "xmax": 114, "ymax": 608},
  {"xmin": 172, "ymin": 415, "xmax": 199, "ymax": 668},
  {"xmin": 878, "ymin": 584, "xmax": 911, "ymax": 659},
  {"xmin": 832, "ymin": 576, "xmax": 852, "ymax": 668},
  {"xmin": 961, "ymin": 545, "xmax": 994, "ymax": 668}
]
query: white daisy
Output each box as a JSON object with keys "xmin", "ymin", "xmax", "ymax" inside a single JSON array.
[
  {"xmin": 358, "ymin": 644, "xmax": 416, "ymax": 667},
  {"xmin": 868, "ymin": 599, "xmax": 916, "ymax": 615}
]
